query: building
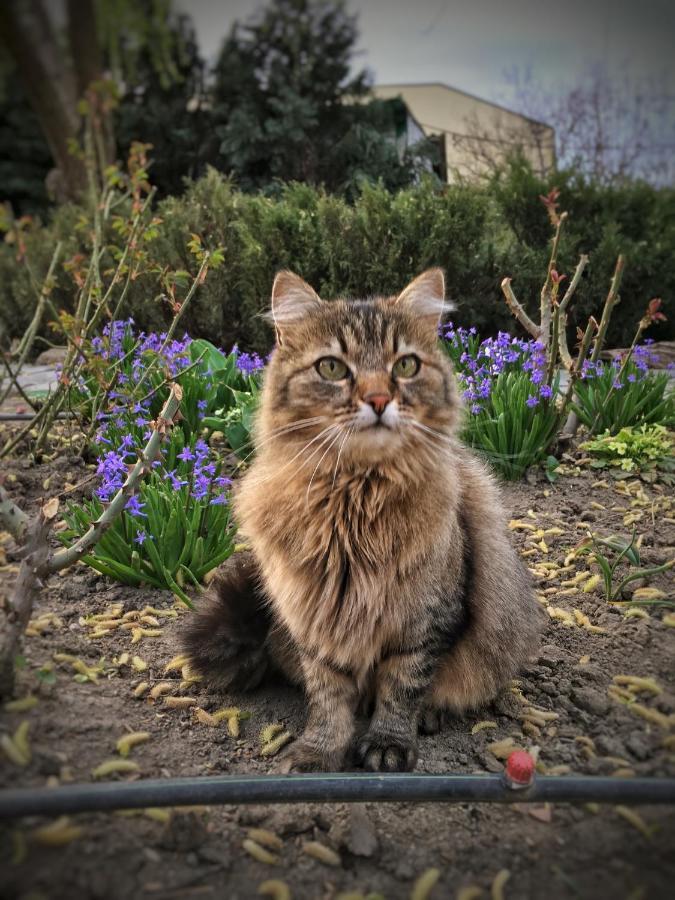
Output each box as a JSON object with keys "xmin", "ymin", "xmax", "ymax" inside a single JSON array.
[{"xmin": 372, "ymin": 82, "xmax": 555, "ymax": 181}]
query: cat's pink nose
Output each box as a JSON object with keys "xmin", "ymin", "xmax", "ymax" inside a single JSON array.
[{"xmin": 364, "ymin": 393, "xmax": 391, "ymax": 416}]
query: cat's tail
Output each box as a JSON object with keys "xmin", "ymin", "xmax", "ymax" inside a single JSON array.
[{"xmin": 180, "ymin": 550, "xmax": 272, "ymax": 692}]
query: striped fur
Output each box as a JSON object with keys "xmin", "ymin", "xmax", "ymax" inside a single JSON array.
[{"xmin": 184, "ymin": 270, "xmax": 543, "ymax": 772}]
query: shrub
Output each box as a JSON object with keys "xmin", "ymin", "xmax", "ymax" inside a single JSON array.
[{"xmin": 2, "ymin": 161, "xmax": 673, "ymax": 356}]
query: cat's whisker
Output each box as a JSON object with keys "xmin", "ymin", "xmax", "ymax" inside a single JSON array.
[
  {"xmin": 331, "ymin": 426, "xmax": 353, "ymax": 492},
  {"xmin": 233, "ymin": 416, "xmax": 328, "ymax": 468},
  {"xmin": 305, "ymin": 426, "xmax": 345, "ymax": 508},
  {"xmin": 241, "ymin": 425, "xmax": 339, "ymax": 489}
]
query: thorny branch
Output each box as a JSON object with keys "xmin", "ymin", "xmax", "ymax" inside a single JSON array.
[{"xmin": 0, "ymin": 383, "xmax": 183, "ymax": 698}]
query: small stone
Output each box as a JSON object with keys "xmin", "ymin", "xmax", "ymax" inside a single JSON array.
[
  {"xmin": 196, "ymin": 846, "xmax": 232, "ymax": 869},
  {"xmin": 571, "ymin": 687, "xmax": 609, "ymax": 716},
  {"xmin": 595, "ymin": 735, "xmax": 625, "ymax": 757},
  {"xmin": 538, "ymin": 645, "xmax": 570, "ymax": 668},
  {"xmin": 157, "ymin": 812, "xmax": 208, "ymax": 851},
  {"xmin": 393, "ymin": 859, "xmax": 415, "ymax": 879},
  {"xmin": 540, "ymin": 681, "xmax": 558, "ymax": 696},
  {"xmin": 625, "ymin": 733, "xmax": 651, "ymax": 761},
  {"xmin": 346, "ymin": 806, "xmax": 379, "ymax": 858}
]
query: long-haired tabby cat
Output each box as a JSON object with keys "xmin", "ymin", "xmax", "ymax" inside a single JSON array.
[{"xmin": 182, "ymin": 269, "xmax": 542, "ymax": 772}]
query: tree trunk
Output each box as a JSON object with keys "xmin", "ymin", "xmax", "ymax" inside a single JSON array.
[
  {"xmin": 0, "ymin": 0, "xmax": 87, "ymax": 201},
  {"xmin": 67, "ymin": 0, "xmax": 116, "ymax": 167}
]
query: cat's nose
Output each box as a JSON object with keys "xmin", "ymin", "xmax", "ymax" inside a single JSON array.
[{"xmin": 364, "ymin": 393, "xmax": 391, "ymax": 416}]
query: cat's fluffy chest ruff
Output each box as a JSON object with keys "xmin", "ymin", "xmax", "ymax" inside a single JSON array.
[{"xmin": 236, "ymin": 459, "xmax": 460, "ymax": 671}]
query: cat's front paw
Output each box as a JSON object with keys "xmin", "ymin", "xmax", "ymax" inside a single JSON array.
[
  {"xmin": 276, "ymin": 740, "xmax": 344, "ymax": 773},
  {"xmin": 356, "ymin": 731, "xmax": 418, "ymax": 772}
]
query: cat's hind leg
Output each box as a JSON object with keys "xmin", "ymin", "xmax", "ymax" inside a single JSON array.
[{"xmin": 180, "ymin": 551, "xmax": 271, "ymax": 692}]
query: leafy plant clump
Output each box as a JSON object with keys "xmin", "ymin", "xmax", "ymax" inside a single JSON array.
[
  {"xmin": 581, "ymin": 424, "xmax": 674, "ymax": 479},
  {"xmin": 576, "ymin": 529, "xmax": 674, "ymax": 604},
  {"xmin": 61, "ymin": 323, "xmax": 265, "ymax": 600},
  {"xmin": 443, "ymin": 325, "xmax": 560, "ymax": 479},
  {"xmin": 571, "ymin": 343, "xmax": 675, "ymax": 434}
]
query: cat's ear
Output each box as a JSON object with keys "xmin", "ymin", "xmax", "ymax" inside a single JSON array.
[
  {"xmin": 269, "ymin": 270, "xmax": 323, "ymax": 344},
  {"xmin": 396, "ymin": 268, "xmax": 450, "ymax": 329}
]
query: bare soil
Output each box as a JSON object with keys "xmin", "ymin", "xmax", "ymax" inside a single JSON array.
[{"xmin": 1, "ymin": 444, "xmax": 674, "ymax": 900}]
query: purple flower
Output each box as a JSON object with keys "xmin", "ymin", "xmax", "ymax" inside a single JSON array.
[
  {"xmin": 539, "ymin": 384, "xmax": 553, "ymax": 400},
  {"xmin": 526, "ymin": 396, "xmax": 539, "ymax": 408},
  {"xmin": 192, "ymin": 473, "xmax": 211, "ymax": 500},
  {"xmin": 177, "ymin": 446, "xmax": 195, "ymax": 463},
  {"xmin": 165, "ymin": 469, "xmax": 188, "ymax": 491},
  {"xmin": 134, "ymin": 530, "xmax": 147, "ymax": 545},
  {"xmin": 125, "ymin": 495, "xmax": 147, "ymax": 517}
]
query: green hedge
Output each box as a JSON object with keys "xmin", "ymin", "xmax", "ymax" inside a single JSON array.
[{"xmin": 1, "ymin": 162, "xmax": 673, "ymax": 354}]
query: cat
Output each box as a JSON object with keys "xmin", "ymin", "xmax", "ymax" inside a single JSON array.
[{"xmin": 181, "ymin": 268, "xmax": 543, "ymax": 772}]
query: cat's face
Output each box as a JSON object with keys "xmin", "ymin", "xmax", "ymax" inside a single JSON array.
[{"xmin": 260, "ymin": 270, "xmax": 459, "ymax": 464}]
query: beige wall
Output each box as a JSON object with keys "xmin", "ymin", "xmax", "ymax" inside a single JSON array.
[{"xmin": 373, "ymin": 83, "xmax": 555, "ymax": 181}]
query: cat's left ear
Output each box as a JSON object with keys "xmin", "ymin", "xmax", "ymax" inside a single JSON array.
[
  {"xmin": 396, "ymin": 268, "xmax": 450, "ymax": 330},
  {"xmin": 270, "ymin": 270, "xmax": 323, "ymax": 344}
]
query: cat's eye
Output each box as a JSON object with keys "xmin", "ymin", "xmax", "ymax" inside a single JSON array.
[
  {"xmin": 316, "ymin": 357, "xmax": 349, "ymax": 381},
  {"xmin": 392, "ymin": 354, "xmax": 420, "ymax": 378}
]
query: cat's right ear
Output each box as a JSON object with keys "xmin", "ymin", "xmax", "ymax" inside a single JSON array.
[{"xmin": 269, "ymin": 271, "xmax": 323, "ymax": 345}]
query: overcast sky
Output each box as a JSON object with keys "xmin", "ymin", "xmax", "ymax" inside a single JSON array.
[{"xmin": 175, "ymin": 0, "xmax": 675, "ymax": 107}]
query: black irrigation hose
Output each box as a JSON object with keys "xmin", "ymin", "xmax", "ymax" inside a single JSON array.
[{"xmin": 1, "ymin": 773, "xmax": 674, "ymax": 820}]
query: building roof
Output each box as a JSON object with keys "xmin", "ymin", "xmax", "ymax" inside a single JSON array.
[{"xmin": 373, "ymin": 81, "xmax": 553, "ymax": 133}]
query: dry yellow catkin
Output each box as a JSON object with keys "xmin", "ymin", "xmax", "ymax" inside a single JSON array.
[
  {"xmin": 302, "ymin": 841, "xmax": 342, "ymax": 867},
  {"xmin": 13, "ymin": 721, "xmax": 31, "ymax": 762},
  {"xmin": 456, "ymin": 888, "xmax": 483, "ymax": 900},
  {"xmin": 164, "ymin": 654, "xmax": 190, "ymax": 673},
  {"xmin": 194, "ymin": 708, "xmax": 218, "ymax": 726},
  {"xmin": 248, "ymin": 828, "xmax": 283, "ymax": 850},
  {"xmin": 615, "ymin": 806, "xmax": 653, "ymax": 840},
  {"xmin": 471, "ymin": 721, "xmax": 497, "ymax": 735},
  {"xmin": 163, "ymin": 696, "xmax": 197, "ymax": 709},
  {"xmin": 258, "ymin": 880, "xmax": 291, "ymax": 900},
  {"xmin": 260, "ymin": 732, "xmax": 293, "ymax": 757},
  {"xmin": 4, "ymin": 696, "xmax": 38, "ymax": 713},
  {"xmin": 1, "ymin": 734, "xmax": 29, "ymax": 767},
  {"xmin": 31, "ymin": 816, "xmax": 83, "ymax": 846},
  {"xmin": 626, "ymin": 703, "xmax": 672, "ymax": 729},
  {"xmin": 243, "ymin": 839, "xmax": 279, "ymax": 865},
  {"xmin": 491, "ymin": 869, "xmax": 511, "ymax": 900},
  {"xmin": 132, "ymin": 681, "xmax": 149, "ymax": 697},
  {"xmin": 410, "ymin": 867, "xmax": 441, "ymax": 900},
  {"xmin": 142, "ymin": 605, "xmax": 178, "ymax": 619},
  {"xmin": 131, "ymin": 656, "xmax": 148, "ymax": 672},
  {"xmin": 613, "ymin": 675, "xmax": 662, "ymax": 695},
  {"xmin": 260, "ymin": 723, "xmax": 285, "ymax": 745},
  {"xmin": 91, "ymin": 759, "xmax": 140, "ymax": 778},
  {"xmin": 150, "ymin": 682, "xmax": 174, "ymax": 700},
  {"xmin": 582, "ymin": 574, "xmax": 601, "ymax": 593},
  {"xmin": 624, "ymin": 608, "xmax": 649, "ymax": 620},
  {"xmin": 116, "ymin": 732, "xmax": 151, "ymax": 757}
]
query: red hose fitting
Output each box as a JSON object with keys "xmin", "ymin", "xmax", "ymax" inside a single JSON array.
[{"xmin": 504, "ymin": 750, "xmax": 535, "ymax": 789}]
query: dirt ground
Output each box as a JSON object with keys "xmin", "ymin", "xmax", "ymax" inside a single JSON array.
[{"xmin": 1, "ymin": 440, "xmax": 674, "ymax": 900}]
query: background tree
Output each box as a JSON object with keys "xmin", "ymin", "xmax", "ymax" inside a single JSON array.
[
  {"xmin": 0, "ymin": 0, "xmax": 188, "ymax": 202},
  {"xmin": 115, "ymin": 14, "xmax": 210, "ymax": 198},
  {"xmin": 502, "ymin": 63, "xmax": 675, "ymax": 187},
  {"xmin": 211, "ymin": 0, "xmax": 435, "ymax": 194}
]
